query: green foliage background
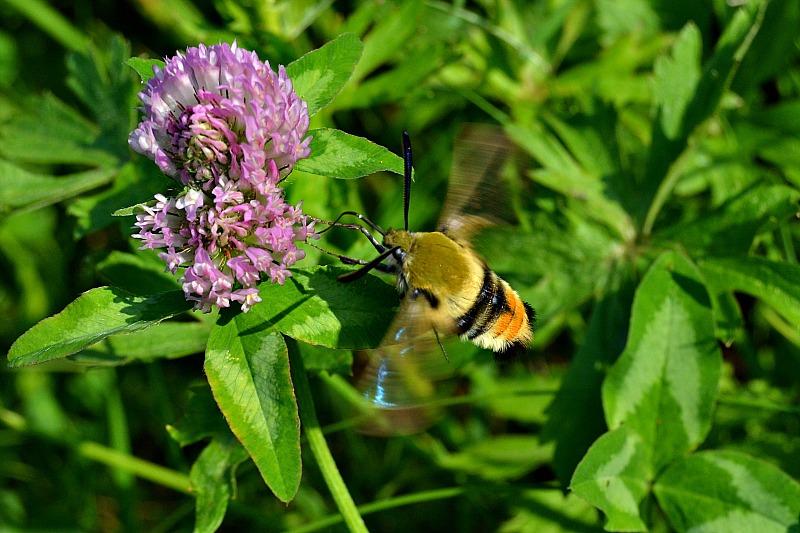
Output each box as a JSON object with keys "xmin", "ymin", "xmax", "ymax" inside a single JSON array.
[{"xmin": 2, "ymin": 1, "xmax": 800, "ymax": 532}]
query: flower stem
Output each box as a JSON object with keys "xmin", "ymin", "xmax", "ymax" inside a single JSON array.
[{"xmin": 287, "ymin": 340, "xmax": 368, "ymax": 533}]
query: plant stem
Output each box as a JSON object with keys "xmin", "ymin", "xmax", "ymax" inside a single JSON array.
[
  {"xmin": 0, "ymin": 407, "xmax": 191, "ymax": 493},
  {"xmin": 78, "ymin": 441, "xmax": 192, "ymax": 493},
  {"xmin": 288, "ymin": 340, "xmax": 369, "ymax": 533},
  {"xmin": 286, "ymin": 487, "xmax": 464, "ymax": 533}
]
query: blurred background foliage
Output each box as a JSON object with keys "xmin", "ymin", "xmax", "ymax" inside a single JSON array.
[{"xmin": 1, "ymin": 0, "xmax": 799, "ymax": 531}]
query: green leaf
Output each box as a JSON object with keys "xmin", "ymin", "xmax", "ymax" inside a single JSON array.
[
  {"xmin": 438, "ymin": 435, "xmax": 552, "ymax": 481},
  {"xmin": 126, "ymin": 57, "xmax": 164, "ymax": 82},
  {"xmin": 653, "ymin": 23, "xmax": 702, "ymax": 140},
  {"xmin": 655, "ymin": 184, "xmax": 800, "ymax": 256},
  {"xmin": 70, "ymin": 321, "xmax": 211, "ymax": 366},
  {"xmin": 68, "ymin": 162, "xmax": 173, "ymax": 239},
  {"xmin": 570, "ymin": 426, "xmax": 650, "ymax": 532},
  {"xmin": 351, "ymin": 1, "xmax": 425, "ymax": 82},
  {"xmin": 640, "ymin": 3, "xmax": 765, "ymax": 225},
  {"xmin": 252, "ymin": 266, "xmax": 397, "ymax": 349},
  {"xmin": 297, "ymin": 341, "xmax": 353, "ymax": 375},
  {"xmin": 699, "ymin": 257, "xmax": 800, "ymax": 326},
  {"xmin": 334, "ymin": 40, "xmax": 444, "ymax": 110},
  {"xmin": 205, "ymin": 324, "xmax": 300, "ymax": 502},
  {"xmin": 190, "ymin": 436, "xmax": 250, "ymax": 533},
  {"xmin": 501, "ymin": 489, "xmax": 600, "ymax": 533},
  {"xmin": 602, "ymin": 252, "xmax": 721, "ymax": 473},
  {"xmin": 7, "ymin": 288, "xmax": 192, "ymax": 368},
  {"xmin": 66, "ymin": 35, "xmax": 135, "ymax": 153},
  {"xmin": 0, "ymin": 93, "xmax": 117, "ymax": 166},
  {"xmin": 0, "ymin": 160, "xmax": 116, "ymax": 215},
  {"xmin": 294, "ymin": 128, "xmax": 405, "ymax": 179},
  {"xmin": 654, "ymin": 451, "xmax": 800, "ymax": 532},
  {"xmin": 542, "ymin": 265, "xmax": 635, "ymax": 487},
  {"xmin": 286, "ymin": 32, "xmax": 363, "ymax": 116},
  {"xmin": 167, "ymin": 385, "xmax": 232, "ymax": 447},
  {"xmin": 506, "ymin": 123, "xmax": 634, "ymax": 241}
]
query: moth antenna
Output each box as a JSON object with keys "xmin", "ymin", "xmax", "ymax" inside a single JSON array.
[
  {"xmin": 312, "ymin": 213, "xmax": 385, "ymax": 252},
  {"xmin": 338, "ymin": 246, "xmax": 400, "ymax": 282},
  {"xmin": 304, "ymin": 241, "xmax": 374, "ymax": 266},
  {"xmin": 402, "ymin": 131, "xmax": 412, "ymax": 231}
]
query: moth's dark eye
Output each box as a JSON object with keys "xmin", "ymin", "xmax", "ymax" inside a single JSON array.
[{"xmin": 393, "ymin": 248, "xmax": 406, "ymax": 262}]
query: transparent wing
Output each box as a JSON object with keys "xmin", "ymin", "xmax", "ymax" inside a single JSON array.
[
  {"xmin": 437, "ymin": 123, "xmax": 518, "ymax": 239},
  {"xmin": 353, "ymin": 298, "xmax": 455, "ymax": 436}
]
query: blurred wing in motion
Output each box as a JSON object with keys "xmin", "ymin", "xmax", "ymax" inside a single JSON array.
[
  {"xmin": 354, "ymin": 299, "xmax": 455, "ymax": 436},
  {"xmin": 437, "ymin": 123, "xmax": 518, "ymax": 239}
]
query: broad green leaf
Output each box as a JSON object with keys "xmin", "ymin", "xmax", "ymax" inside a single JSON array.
[
  {"xmin": 70, "ymin": 321, "xmax": 211, "ymax": 366},
  {"xmin": 542, "ymin": 265, "xmax": 635, "ymax": 487},
  {"xmin": 7, "ymin": 288, "xmax": 192, "ymax": 368},
  {"xmin": 438, "ymin": 435, "xmax": 552, "ymax": 481},
  {"xmin": 286, "ymin": 32, "xmax": 363, "ymax": 116},
  {"xmin": 0, "ymin": 93, "xmax": 117, "ymax": 166},
  {"xmin": 570, "ymin": 426, "xmax": 650, "ymax": 532},
  {"xmin": 126, "ymin": 57, "xmax": 164, "ymax": 82},
  {"xmin": 0, "ymin": 161, "xmax": 116, "ymax": 215},
  {"xmin": 699, "ymin": 257, "xmax": 800, "ymax": 326},
  {"xmin": 205, "ymin": 325, "xmax": 300, "ymax": 502},
  {"xmin": 294, "ymin": 128, "xmax": 405, "ymax": 179},
  {"xmin": 654, "ymin": 451, "xmax": 800, "ymax": 533},
  {"xmin": 190, "ymin": 436, "xmax": 250, "ymax": 533},
  {"xmin": 167, "ymin": 386, "xmax": 232, "ymax": 447},
  {"xmin": 602, "ymin": 252, "xmax": 721, "ymax": 472},
  {"xmin": 500, "ymin": 489, "xmax": 600, "ymax": 533},
  {"xmin": 252, "ymin": 266, "xmax": 397, "ymax": 349},
  {"xmin": 655, "ymin": 185, "xmax": 800, "ymax": 256}
]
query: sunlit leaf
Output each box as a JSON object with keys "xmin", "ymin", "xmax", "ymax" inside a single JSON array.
[
  {"xmin": 640, "ymin": 3, "xmax": 765, "ymax": 223},
  {"xmin": 7, "ymin": 288, "xmax": 192, "ymax": 368},
  {"xmin": 286, "ymin": 32, "xmax": 363, "ymax": 116},
  {"xmin": 126, "ymin": 57, "xmax": 164, "ymax": 82},
  {"xmin": 602, "ymin": 252, "xmax": 721, "ymax": 472},
  {"xmin": 571, "ymin": 426, "xmax": 650, "ymax": 532},
  {"xmin": 70, "ymin": 321, "xmax": 211, "ymax": 366},
  {"xmin": 295, "ymin": 128, "xmax": 405, "ymax": 179},
  {"xmin": 699, "ymin": 257, "xmax": 800, "ymax": 326},
  {"xmin": 205, "ymin": 324, "xmax": 300, "ymax": 502},
  {"xmin": 654, "ymin": 451, "xmax": 800, "ymax": 532},
  {"xmin": 656, "ymin": 185, "xmax": 800, "ymax": 256}
]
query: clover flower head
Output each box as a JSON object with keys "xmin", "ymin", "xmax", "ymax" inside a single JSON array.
[{"xmin": 130, "ymin": 42, "xmax": 316, "ymax": 313}]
